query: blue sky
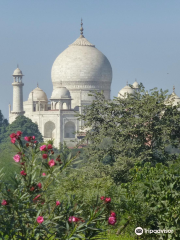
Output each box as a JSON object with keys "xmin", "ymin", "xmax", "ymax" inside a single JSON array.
[{"xmin": 1, "ymin": 0, "xmax": 180, "ymax": 119}]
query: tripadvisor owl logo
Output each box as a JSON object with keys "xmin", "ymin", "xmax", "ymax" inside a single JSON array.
[{"xmin": 135, "ymin": 227, "xmax": 143, "ymax": 235}]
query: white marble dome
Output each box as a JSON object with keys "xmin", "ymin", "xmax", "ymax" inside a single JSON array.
[
  {"xmin": 51, "ymin": 87, "xmax": 71, "ymax": 99},
  {"xmin": 164, "ymin": 92, "xmax": 180, "ymax": 106},
  {"xmin": 13, "ymin": 68, "xmax": 23, "ymax": 76},
  {"xmin": 51, "ymin": 35, "xmax": 112, "ymax": 87},
  {"xmin": 132, "ymin": 80, "xmax": 139, "ymax": 89},
  {"xmin": 118, "ymin": 84, "xmax": 135, "ymax": 99},
  {"xmin": 28, "ymin": 86, "xmax": 48, "ymax": 102}
]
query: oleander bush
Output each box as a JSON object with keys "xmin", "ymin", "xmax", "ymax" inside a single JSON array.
[{"xmin": 0, "ymin": 131, "xmax": 117, "ymax": 239}]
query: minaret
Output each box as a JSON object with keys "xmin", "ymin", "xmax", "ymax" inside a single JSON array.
[{"xmin": 11, "ymin": 66, "xmax": 24, "ymax": 114}]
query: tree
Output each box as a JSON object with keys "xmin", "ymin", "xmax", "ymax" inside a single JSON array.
[
  {"xmin": 0, "ymin": 110, "xmax": 9, "ymax": 144},
  {"xmin": 2, "ymin": 115, "xmax": 43, "ymax": 145},
  {"xmin": 75, "ymin": 85, "xmax": 180, "ymax": 183},
  {"xmin": 119, "ymin": 159, "xmax": 180, "ymax": 239}
]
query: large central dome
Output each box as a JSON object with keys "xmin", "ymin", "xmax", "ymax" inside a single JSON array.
[
  {"xmin": 51, "ymin": 35, "xmax": 112, "ymax": 85},
  {"xmin": 51, "ymin": 22, "xmax": 112, "ymax": 108}
]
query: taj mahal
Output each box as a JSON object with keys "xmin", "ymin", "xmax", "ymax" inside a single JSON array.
[{"xmin": 8, "ymin": 21, "xmax": 179, "ymax": 148}]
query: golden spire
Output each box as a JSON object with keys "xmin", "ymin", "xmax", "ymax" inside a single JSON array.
[
  {"xmin": 173, "ymin": 85, "xmax": 175, "ymax": 93},
  {"xmin": 80, "ymin": 18, "xmax": 84, "ymax": 37}
]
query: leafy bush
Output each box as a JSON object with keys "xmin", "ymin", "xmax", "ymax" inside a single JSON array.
[
  {"xmin": 118, "ymin": 159, "xmax": 180, "ymax": 239},
  {"xmin": 0, "ymin": 131, "xmax": 117, "ymax": 239}
]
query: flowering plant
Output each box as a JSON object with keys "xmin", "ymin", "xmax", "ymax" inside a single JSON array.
[{"xmin": 0, "ymin": 131, "xmax": 111, "ymax": 239}]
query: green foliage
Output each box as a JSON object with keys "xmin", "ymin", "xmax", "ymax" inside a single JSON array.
[
  {"xmin": 1, "ymin": 86, "xmax": 180, "ymax": 239},
  {"xmin": 53, "ymin": 161, "xmax": 114, "ymax": 215},
  {"xmin": 76, "ymin": 86, "xmax": 180, "ymax": 184},
  {"xmin": 119, "ymin": 158, "xmax": 180, "ymax": 239},
  {"xmin": 0, "ymin": 133, "xmax": 112, "ymax": 239},
  {"xmin": 0, "ymin": 110, "xmax": 9, "ymax": 144},
  {"xmin": 0, "ymin": 115, "xmax": 43, "ymax": 182},
  {"xmin": 0, "ymin": 144, "xmax": 19, "ymax": 183},
  {"xmin": 2, "ymin": 115, "xmax": 43, "ymax": 144}
]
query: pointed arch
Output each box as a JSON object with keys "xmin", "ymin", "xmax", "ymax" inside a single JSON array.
[
  {"xmin": 62, "ymin": 102, "xmax": 67, "ymax": 109},
  {"xmin": 44, "ymin": 121, "xmax": 56, "ymax": 138},
  {"xmin": 64, "ymin": 121, "xmax": 75, "ymax": 138}
]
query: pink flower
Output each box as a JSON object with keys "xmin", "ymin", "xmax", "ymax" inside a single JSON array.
[
  {"xmin": 100, "ymin": 196, "xmax": 105, "ymax": 200},
  {"xmin": 108, "ymin": 216, "xmax": 116, "ymax": 225},
  {"xmin": 47, "ymin": 144, "xmax": 53, "ymax": 149},
  {"xmin": 40, "ymin": 145, "xmax": 47, "ymax": 151},
  {"xmin": 13, "ymin": 154, "xmax": 21, "ymax": 162},
  {"xmin": 24, "ymin": 136, "xmax": 31, "ymax": 142},
  {"xmin": 110, "ymin": 212, "xmax": 116, "ymax": 217},
  {"xmin": 20, "ymin": 170, "xmax": 27, "ymax": 176},
  {"xmin": 1, "ymin": 200, "xmax": 7, "ymax": 206},
  {"xmin": 33, "ymin": 194, "xmax": 41, "ymax": 201},
  {"xmin": 105, "ymin": 197, "xmax": 111, "ymax": 203},
  {"xmin": 56, "ymin": 201, "xmax": 60, "ymax": 206},
  {"xmin": 30, "ymin": 186, "xmax": 35, "ymax": 191},
  {"xmin": 32, "ymin": 136, "xmax": 35, "ymax": 140},
  {"xmin": 10, "ymin": 133, "xmax": 16, "ymax": 138},
  {"xmin": 42, "ymin": 154, "xmax": 48, "ymax": 159},
  {"xmin": 16, "ymin": 131, "xmax": 22, "ymax": 136},
  {"xmin": 11, "ymin": 138, "xmax": 16, "ymax": 144},
  {"xmin": 34, "ymin": 141, "xmax": 37, "ymax": 144},
  {"xmin": 42, "ymin": 173, "xmax": 46, "ymax": 176},
  {"xmin": 37, "ymin": 183, "xmax": 42, "ymax": 189},
  {"xmin": 68, "ymin": 216, "xmax": 79, "ymax": 223},
  {"xmin": 48, "ymin": 159, "xmax": 55, "ymax": 167},
  {"xmin": 36, "ymin": 216, "xmax": 44, "ymax": 224}
]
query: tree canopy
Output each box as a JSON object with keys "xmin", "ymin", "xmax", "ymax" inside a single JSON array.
[
  {"xmin": 2, "ymin": 115, "xmax": 43, "ymax": 145},
  {"xmin": 0, "ymin": 110, "xmax": 9, "ymax": 144},
  {"xmin": 75, "ymin": 84, "xmax": 180, "ymax": 183}
]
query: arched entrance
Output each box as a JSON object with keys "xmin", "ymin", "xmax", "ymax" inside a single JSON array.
[
  {"xmin": 44, "ymin": 121, "xmax": 56, "ymax": 138},
  {"xmin": 64, "ymin": 121, "xmax": 75, "ymax": 138},
  {"xmin": 62, "ymin": 102, "xmax": 68, "ymax": 109}
]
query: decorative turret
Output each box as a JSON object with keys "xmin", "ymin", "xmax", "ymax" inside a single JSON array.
[
  {"xmin": 132, "ymin": 79, "xmax": 139, "ymax": 92},
  {"xmin": 50, "ymin": 81, "xmax": 72, "ymax": 110},
  {"xmin": 118, "ymin": 81, "xmax": 135, "ymax": 99},
  {"xmin": 11, "ymin": 66, "xmax": 24, "ymax": 114},
  {"xmin": 164, "ymin": 85, "xmax": 180, "ymax": 106}
]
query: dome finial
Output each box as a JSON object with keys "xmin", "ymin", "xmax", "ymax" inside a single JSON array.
[
  {"xmin": 173, "ymin": 85, "xmax": 175, "ymax": 93},
  {"xmin": 126, "ymin": 81, "xmax": 128, "ymax": 86},
  {"xmin": 37, "ymin": 82, "xmax": 39, "ymax": 88},
  {"xmin": 80, "ymin": 18, "xmax": 84, "ymax": 37},
  {"xmin": 17, "ymin": 64, "xmax": 19, "ymax": 68}
]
